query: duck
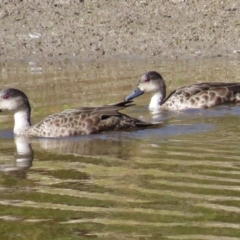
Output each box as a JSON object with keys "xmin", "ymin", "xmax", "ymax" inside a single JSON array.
[
  {"xmin": 125, "ymin": 71, "xmax": 240, "ymax": 111},
  {"xmin": 0, "ymin": 88, "xmax": 158, "ymax": 138}
]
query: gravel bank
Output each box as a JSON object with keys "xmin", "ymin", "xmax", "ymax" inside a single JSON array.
[{"xmin": 0, "ymin": 0, "xmax": 240, "ymax": 62}]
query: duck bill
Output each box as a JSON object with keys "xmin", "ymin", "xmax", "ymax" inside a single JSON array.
[{"xmin": 125, "ymin": 87, "xmax": 144, "ymax": 101}]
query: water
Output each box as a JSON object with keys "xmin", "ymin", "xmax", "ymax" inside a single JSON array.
[{"xmin": 0, "ymin": 58, "xmax": 240, "ymax": 239}]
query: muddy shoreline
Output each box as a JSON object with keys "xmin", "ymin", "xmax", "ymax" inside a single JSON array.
[{"xmin": 0, "ymin": 0, "xmax": 239, "ymax": 63}]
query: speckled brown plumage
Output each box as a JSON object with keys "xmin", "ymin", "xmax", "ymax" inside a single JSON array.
[
  {"xmin": 0, "ymin": 88, "xmax": 158, "ymax": 138},
  {"xmin": 125, "ymin": 71, "xmax": 240, "ymax": 110},
  {"xmin": 28, "ymin": 102, "xmax": 154, "ymax": 137},
  {"xmin": 162, "ymin": 82, "xmax": 240, "ymax": 110}
]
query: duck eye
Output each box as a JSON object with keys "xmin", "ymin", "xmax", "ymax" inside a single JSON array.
[
  {"xmin": 144, "ymin": 78, "xmax": 150, "ymax": 82},
  {"xmin": 3, "ymin": 95, "xmax": 9, "ymax": 99}
]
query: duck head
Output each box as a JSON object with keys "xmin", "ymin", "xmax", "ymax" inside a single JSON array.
[{"xmin": 125, "ymin": 71, "xmax": 166, "ymax": 107}]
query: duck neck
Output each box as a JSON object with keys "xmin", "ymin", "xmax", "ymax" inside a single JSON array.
[
  {"xmin": 13, "ymin": 108, "xmax": 31, "ymax": 135},
  {"xmin": 149, "ymin": 92, "xmax": 165, "ymax": 110}
]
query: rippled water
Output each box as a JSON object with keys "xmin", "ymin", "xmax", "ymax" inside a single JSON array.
[{"xmin": 1, "ymin": 58, "xmax": 240, "ymax": 239}]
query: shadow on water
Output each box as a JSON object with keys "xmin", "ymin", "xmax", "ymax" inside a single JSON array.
[
  {"xmin": 0, "ymin": 119, "xmax": 212, "ymax": 159},
  {"xmin": 1, "ymin": 59, "xmax": 240, "ymax": 239}
]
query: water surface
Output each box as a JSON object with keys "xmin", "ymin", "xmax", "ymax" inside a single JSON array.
[{"xmin": 0, "ymin": 58, "xmax": 240, "ymax": 239}]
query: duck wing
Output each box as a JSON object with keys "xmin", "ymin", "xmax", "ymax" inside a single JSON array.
[
  {"xmin": 163, "ymin": 82, "xmax": 240, "ymax": 103},
  {"xmin": 29, "ymin": 101, "xmax": 158, "ymax": 137}
]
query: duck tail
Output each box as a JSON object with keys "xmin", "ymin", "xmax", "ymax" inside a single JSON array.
[{"xmin": 134, "ymin": 120, "xmax": 161, "ymax": 127}]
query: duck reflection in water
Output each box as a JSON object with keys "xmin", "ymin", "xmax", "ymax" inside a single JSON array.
[{"xmin": 0, "ymin": 136, "xmax": 34, "ymax": 179}]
